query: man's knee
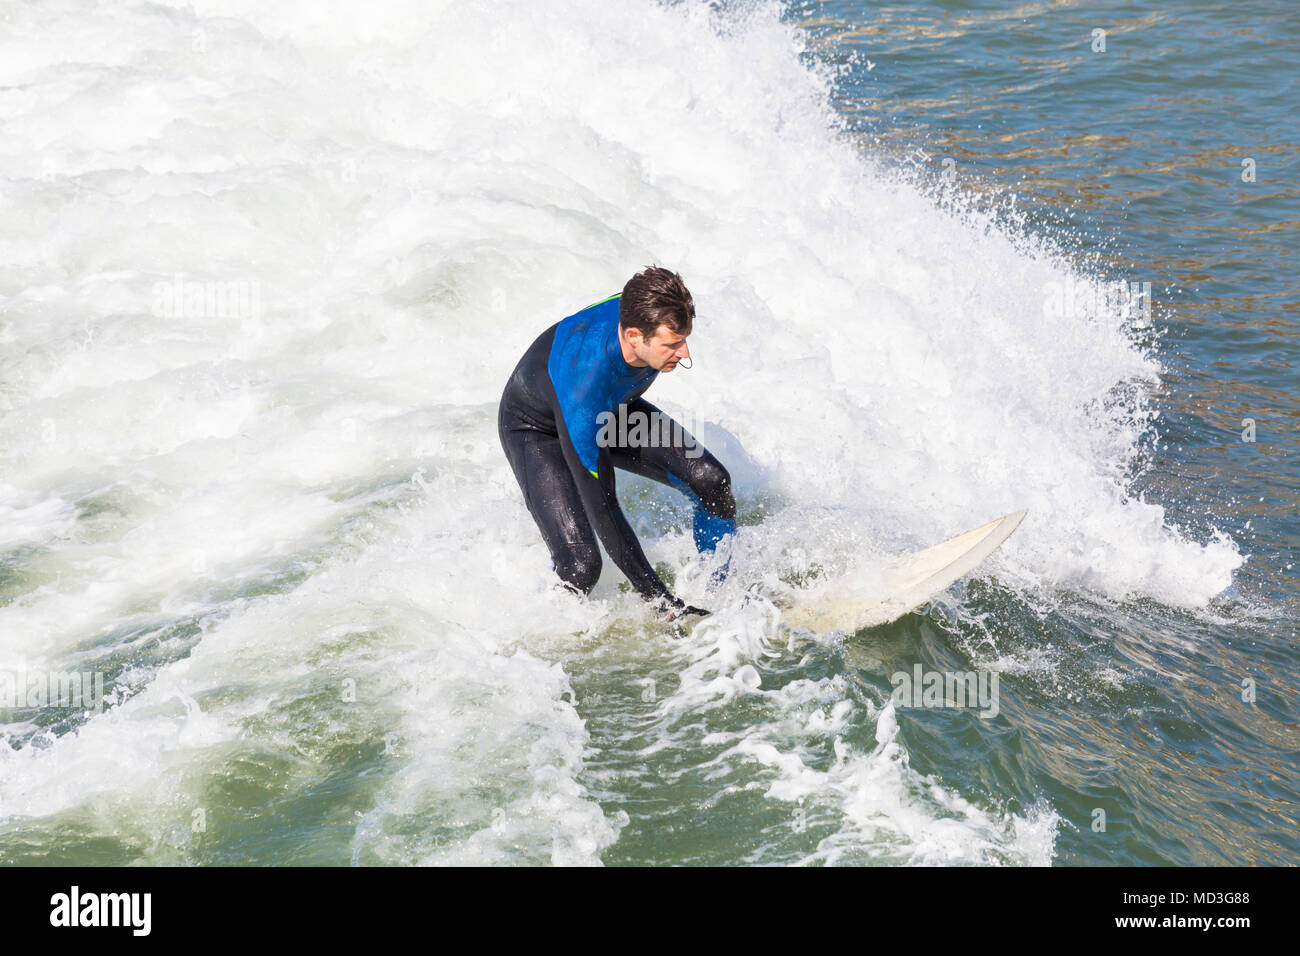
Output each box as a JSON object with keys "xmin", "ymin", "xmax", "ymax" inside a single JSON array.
[
  {"xmin": 553, "ymin": 545, "xmax": 602, "ymax": 595},
  {"xmin": 696, "ymin": 457, "xmax": 736, "ymax": 520}
]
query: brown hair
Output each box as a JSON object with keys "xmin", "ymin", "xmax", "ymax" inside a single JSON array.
[{"xmin": 619, "ymin": 266, "xmax": 694, "ymax": 339}]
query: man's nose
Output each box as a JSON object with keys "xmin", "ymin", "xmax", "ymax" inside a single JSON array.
[{"xmin": 678, "ymin": 341, "xmax": 690, "ymax": 359}]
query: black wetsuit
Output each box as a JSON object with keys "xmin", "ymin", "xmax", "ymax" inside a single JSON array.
[{"xmin": 497, "ymin": 293, "xmax": 736, "ymax": 608}]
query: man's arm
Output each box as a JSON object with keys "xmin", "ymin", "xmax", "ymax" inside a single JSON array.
[{"xmin": 551, "ymin": 404, "xmax": 680, "ymax": 607}]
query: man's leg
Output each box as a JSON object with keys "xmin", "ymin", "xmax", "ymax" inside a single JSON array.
[
  {"xmin": 607, "ymin": 398, "xmax": 737, "ymax": 562},
  {"xmin": 498, "ymin": 415, "xmax": 602, "ymax": 594}
]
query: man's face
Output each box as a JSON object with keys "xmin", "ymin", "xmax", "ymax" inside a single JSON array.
[{"xmin": 630, "ymin": 323, "xmax": 690, "ymax": 372}]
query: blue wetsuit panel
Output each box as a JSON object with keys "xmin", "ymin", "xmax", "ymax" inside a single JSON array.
[{"xmin": 547, "ymin": 296, "xmax": 657, "ymax": 478}]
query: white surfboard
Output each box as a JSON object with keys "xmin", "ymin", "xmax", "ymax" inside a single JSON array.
[{"xmin": 782, "ymin": 509, "xmax": 1027, "ymax": 632}]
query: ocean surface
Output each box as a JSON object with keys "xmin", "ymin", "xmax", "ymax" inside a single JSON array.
[{"xmin": 0, "ymin": 0, "xmax": 1295, "ymax": 865}]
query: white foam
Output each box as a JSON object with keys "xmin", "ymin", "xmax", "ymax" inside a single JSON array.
[
  {"xmin": 659, "ymin": 607, "xmax": 1056, "ymax": 864},
  {"xmin": 0, "ymin": 0, "xmax": 1236, "ymax": 862}
]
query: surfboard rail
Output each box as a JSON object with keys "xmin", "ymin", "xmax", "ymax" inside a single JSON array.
[{"xmin": 782, "ymin": 509, "xmax": 1028, "ymax": 632}]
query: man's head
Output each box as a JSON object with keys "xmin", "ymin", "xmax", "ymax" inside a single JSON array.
[{"xmin": 618, "ymin": 266, "xmax": 694, "ymax": 373}]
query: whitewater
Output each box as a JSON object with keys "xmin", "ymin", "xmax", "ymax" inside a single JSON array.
[{"xmin": 0, "ymin": 0, "xmax": 1245, "ymax": 865}]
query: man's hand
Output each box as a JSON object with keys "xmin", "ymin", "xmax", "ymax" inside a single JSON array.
[{"xmin": 657, "ymin": 597, "xmax": 710, "ymax": 624}]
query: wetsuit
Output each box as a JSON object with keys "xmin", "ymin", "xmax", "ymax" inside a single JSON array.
[{"xmin": 497, "ymin": 293, "xmax": 737, "ymax": 609}]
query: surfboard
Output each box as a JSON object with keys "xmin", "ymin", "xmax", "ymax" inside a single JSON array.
[{"xmin": 781, "ymin": 509, "xmax": 1027, "ymax": 632}]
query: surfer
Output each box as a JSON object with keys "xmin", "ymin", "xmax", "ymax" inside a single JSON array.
[{"xmin": 497, "ymin": 267, "xmax": 736, "ymax": 622}]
